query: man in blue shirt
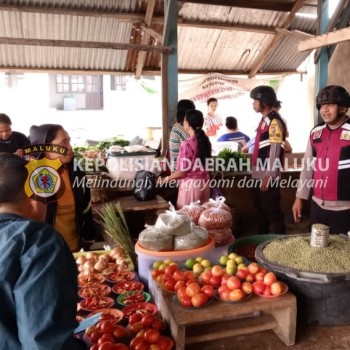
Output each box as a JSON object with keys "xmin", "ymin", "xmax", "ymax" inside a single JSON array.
[
  {"xmin": 0, "ymin": 154, "xmax": 85, "ymax": 350},
  {"xmin": 217, "ymin": 116, "xmax": 250, "ymax": 150}
]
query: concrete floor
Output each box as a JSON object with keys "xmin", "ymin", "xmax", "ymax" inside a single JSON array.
[{"xmin": 188, "ymin": 325, "xmax": 350, "ymax": 350}]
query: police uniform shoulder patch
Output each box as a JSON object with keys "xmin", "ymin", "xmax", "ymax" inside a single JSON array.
[
  {"xmin": 269, "ymin": 119, "xmax": 283, "ymax": 143},
  {"xmin": 340, "ymin": 130, "xmax": 350, "ymax": 141}
]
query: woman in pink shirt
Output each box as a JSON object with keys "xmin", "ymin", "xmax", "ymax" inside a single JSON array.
[{"xmin": 159, "ymin": 109, "xmax": 212, "ymax": 209}]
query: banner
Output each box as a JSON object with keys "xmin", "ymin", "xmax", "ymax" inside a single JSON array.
[{"xmin": 179, "ymin": 73, "xmax": 281, "ymax": 103}]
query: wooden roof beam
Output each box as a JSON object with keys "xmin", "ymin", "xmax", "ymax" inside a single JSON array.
[
  {"xmin": 140, "ymin": 24, "xmax": 162, "ymax": 42},
  {"xmin": 298, "ymin": 26, "xmax": 350, "ymax": 51},
  {"xmin": 275, "ymin": 27, "xmax": 314, "ymax": 40},
  {"xmin": 179, "ymin": 21, "xmax": 276, "ymax": 34},
  {"xmin": 180, "ymin": 0, "xmax": 295, "ymax": 12},
  {"xmin": 0, "ymin": 37, "xmax": 171, "ymax": 53},
  {"xmin": 248, "ymin": 0, "xmax": 306, "ymax": 78},
  {"xmin": 135, "ymin": 0, "xmax": 156, "ymax": 79}
]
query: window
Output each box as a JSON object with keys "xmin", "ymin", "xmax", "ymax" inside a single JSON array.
[
  {"xmin": 5, "ymin": 73, "xmax": 24, "ymax": 88},
  {"xmin": 56, "ymin": 74, "xmax": 100, "ymax": 93},
  {"xmin": 111, "ymin": 75, "xmax": 127, "ymax": 91}
]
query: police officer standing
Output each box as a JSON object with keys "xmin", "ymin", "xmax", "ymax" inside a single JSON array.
[
  {"xmin": 293, "ymin": 85, "xmax": 350, "ymax": 234},
  {"xmin": 250, "ymin": 86, "xmax": 287, "ymax": 235}
]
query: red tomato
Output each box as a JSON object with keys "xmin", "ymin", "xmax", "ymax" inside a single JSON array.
[
  {"xmin": 226, "ymin": 276, "xmax": 241, "ymax": 290},
  {"xmin": 112, "ymin": 325, "xmax": 126, "ymax": 339},
  {"xmin": 263, "ymin": 272, "xmax": 277, "ymax": 286},
  {"xmin": 182, "ymin": 270, "xmax": 194, "ymax": 280},
  {"xmin": 211, "ymin": 265, "xmax": 224, "ymax": 277},
  {"xmin": 221, "ymin": 274, "xmax": 230, "ymax": 286},
  {"xmin": 176, "ymin": 286, "xmax": 187, "ymax": 300},
  {"xmin": 100, "ymin": 320, "xmax": 116, "ymax": 334},
  {"xmin": 98, "ymin": 334, "xmax": 115, "ymax": 345},
  {"xmin": 152, "ymin": 318, "xmax": 165, "ymax": 331},
  {"xmin": 135, "ymin": 343, "xmax": 149, "ymax": 350},
  {"xmin": 201, "ymin": 285, "xmax": 214, "ymax": 298},
  {"xmin": 90, "ymin": 345, "xmax": 99, "ymax": 350},
  {"xmin": 128, "ymin": 321, "xmax": 143, "ymax": 335},
  {"xmin": 253, "ymin": 281, "xmax": 266, "ymax": 294},
  {"xmin": 235, "ymin": 268, "xmax": 249, "ymax": 280},
  {"xmin": 164, "ymin": 264, "xmax": 178, "ymax": 276},
  {"xmin": 179, "ymin": 295, "xmax": 192, "ymax": 307},
  {"xmin": 99, "ymin": 343, "xmax": 118, "ymax": 350},
  {"xmin": 271, "ymin": 282, "xmax": 284, "ymax": 295},
  {"xmin": 209, "ymin": 275, "xmax": 221, "ymax": 287},
  {"xmin": 130, "ymin": 336, "xmax": 145, "ymax": 350},
  {"xmin": 172, "ymin": 270, "xmax": 185, "ymax": 281},
  {"xmin": 141, "ymin": 314, "xmax": 156, "ymax": 328},
  {"xmin": 164, "ymin": 278, "xmax": 176, "ymax": 291},
  {"xmin": 186, "ymin": 282, "xmax": 201, "ymax": 297},
  {"xmin": 114, "ymin": 344, "xmax": 130, "ymax": 350},
  {"xmin": 90, "ymin": 330, "xmax": 102, "ymax": 344},
  {"xmin": 144, "ymin": 329, "xmax": 160, "ymax": 344},
  {"xmin": 156, "ymin": 335, "xmax": 174, "ymax": 350},
  {"xmin": 149, "ymin": 344, "xmax": 161, "ymax": 350},
  {"xmin": 129, "ymin": 313, "xmax": 143, "ymax": 325},
  {"xmin": 115, "ymin": 346, "xmax": 125, "ymax": 350},
  {"xmin": 199, "ymin": 271, "xmax": 211, "ymax": 285},
  {"xmin": 247, "ymin": 262, "xmax": 260, "ymax": 275},
  {"xmin": 151, "ymin": 269, "xmax": 162, "ymax": 279},
  {"xmin": 174, "ymin": 280, "xmax": 186, "ymax": 291},
  {"xmin": 191, "ymin": 293, "xmax": 208, "ymax": 307},
  {"xmin": 254, "ymin": 272, "xmax": 266, "ymax": 282}
]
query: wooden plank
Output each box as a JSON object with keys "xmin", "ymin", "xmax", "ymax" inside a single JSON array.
[
  {"xmin": 248, "ymin": 0, "xmax": 306, "ymax": 78},
  {"xmin": 275, "ymin": 27, "xmax": 314, "ymax": 41},
  {"xmin": 178, "ymin": 21, "xmax": 276, "ymax": 35},
  {"xmin": 298, "ymin": 26, "xmax": 350, "ymax": 51},
  {"xmin": 140, "ymin": 24, "xmax": 163, "ymax": 42},
  {"xmin": 0, "ymin": 37, "xmax": 171, "ymax": 54},
  {"xmin": 185, "ymin": 314, "xmax": 278, "ymax": 344},
  {"xmin": 181, "ymin": 0, "xmax": 295, "ymax": 12},
  {"xmin": 93, "ymin": 195, "xmax": 169, "ymax": 213},
  {"xmin": 135, "ymin": 0, "xmax": 156, "ymax": 79}
]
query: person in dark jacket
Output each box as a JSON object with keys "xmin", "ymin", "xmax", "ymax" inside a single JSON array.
[
  {"xmin": 293, "ymin": 85, "xmax": 350, "ymax": 234},
  {"xmin": 250, "ymin": 85, "xmax": 287, "ymax": 235},
  {"xmin": 0, "ymin": 153, "xmax": 86, "ymax": 350},
  {"xmin": 29, "ymin": 124, "xmax": 95, "ymax": 251},
  {"xmin": 0, "ymin": 113, "xmax": 30, "ymax": 154}
]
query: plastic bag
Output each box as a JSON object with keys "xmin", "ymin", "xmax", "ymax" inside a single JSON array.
[
  {"xmin": 133, "ymin": 170, "xmax": 156, "ymax": 201},
  {"xmin": 154, "ymin": 202, "xmax": 192, "ymax": 236}
]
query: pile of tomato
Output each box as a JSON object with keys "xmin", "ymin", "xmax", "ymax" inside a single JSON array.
[{"xmin": 84, "ymin": 313, "xmax": 173, "ymax": 350}]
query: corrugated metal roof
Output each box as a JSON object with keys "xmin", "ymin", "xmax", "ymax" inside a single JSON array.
[{"xmin": 0, "ymin": 0, "xmax": 319, "ymax": 76}]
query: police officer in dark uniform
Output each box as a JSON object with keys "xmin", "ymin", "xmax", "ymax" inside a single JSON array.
[
  {"xmin": 293, "ymin": 85, "xmax": 350, "ymax": 234},
  {"xmin": 250, "ymin": 86, "xmax": 287, "ymax": 235}
]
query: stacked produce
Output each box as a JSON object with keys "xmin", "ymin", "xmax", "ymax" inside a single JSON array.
[
  {"xmin": 150, "ymin": 255, "xmax": 288, "ymax": 306},
  {"xmin": 178, "ymin": 201, "xmax": 204, "ymax": 225},
  {"xmin": 75, "ymin": 248, "xmax": 174, "ymax": 350},
  {"xmin": 138, "ymin": 203, "xmax": 209, "ymax": 251},
  {"xmin": 198, "ymin": 197, "xmax": 233, "ymax": 246}
]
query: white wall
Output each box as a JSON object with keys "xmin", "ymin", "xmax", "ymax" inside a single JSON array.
[{"xmin": 0, "ymin": 62, "xmax": 315, "ymax": 151}]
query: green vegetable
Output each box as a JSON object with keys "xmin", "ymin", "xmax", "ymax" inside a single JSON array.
[
  {"xmin": 95, "ymin": 203, "xmax": 137, "ymax": 266},
  {"xmin": 217, "ymin": 148, "xmax": 248, "ymax": 171}
]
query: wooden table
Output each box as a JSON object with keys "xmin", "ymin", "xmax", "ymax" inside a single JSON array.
[
  {"xmin": 156, "ymin": 288, "xmax": 297, "ymax": 349},
  {"xmin": 93, "ymin": 194, "xmax": 168, "ymax": 214}
]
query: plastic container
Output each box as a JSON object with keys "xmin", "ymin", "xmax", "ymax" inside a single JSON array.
[
  {"xmin": 228, "ymin": 234, "xmax": 282, "ymax": 261},
  {"xmin": 255, "ymin": 234, "xmax": 350, "ymax": 326},
  {"xmin": 135, "ymin": 237, "xmax": 215, "ymax": 286},
  {"xmin": 106, "ymin": 151, "xmax": 157, "ymax": 180}
]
